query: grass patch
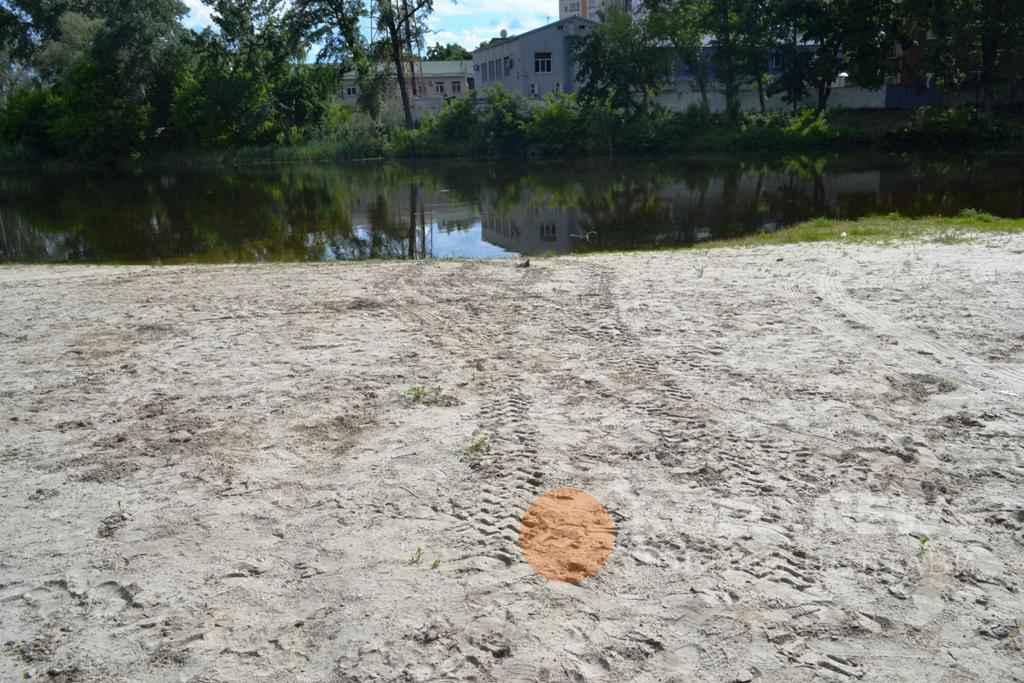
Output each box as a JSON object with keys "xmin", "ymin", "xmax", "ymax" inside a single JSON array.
[
  {"xmin": 697, "ymin": 210, "xmax": 1024, "ymax": 250},
  {"xmin": 462, "ymin": 433, "xmax": 491, "ymax": 462},
  {"xmin": 403, "ymin": 385, "xmax": 459, "ymax": 407}
]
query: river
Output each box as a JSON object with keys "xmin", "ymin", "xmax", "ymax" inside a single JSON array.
[{"xmin": 2, "ymin": 155, "xmax": 1022, "ymax": 263}]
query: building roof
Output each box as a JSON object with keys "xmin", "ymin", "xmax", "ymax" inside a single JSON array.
[
  {"xmin": 412, "ymin": 60, "xmax": 473, "ymax": 76},
  {"xmin": 472, "ymin": 17, "xmax": 598, "ymax": 54},
  {"xmin": 338, "ymin": 60, "xmax": 472, "ymax": 81}
]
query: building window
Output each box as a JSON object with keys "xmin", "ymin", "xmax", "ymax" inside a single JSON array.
[
  {"xmin": 530, "ymin": 83, "xmax": 537, "ymax": 96},
  {"xmin": 534, "ymin": 52, "xmax": 552, "ymax": 73},
  {"xmin": 434, "ymin": 81, "xmax": 446, "ymax": 95},
  {"xmin": 345, "ymin": 86, "xmax": 358, "ymax": 96},
  {"xmin": 451, "ymin": 80, "xmax": 462, "ymax": 94},
  {"xmin": 540, "ymin": 224, "xmax": 557, "ymax": 242}
]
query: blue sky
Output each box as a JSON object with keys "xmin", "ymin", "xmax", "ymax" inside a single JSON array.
[{"xmin": 182, "ymin": 0, "xmax": 553, "ymax": 52}]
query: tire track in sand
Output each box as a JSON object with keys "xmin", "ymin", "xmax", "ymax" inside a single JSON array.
[
  {"xmin": 380, "ymin": 263, "xmax": 551, "ymax": 570},
  {"xmin": 815, "ymin": 261, "xmax": 1024, "ymax": 394},
  {"xmin": 560, "ymin": 261, "xmax": 833, "ymax": 602}
]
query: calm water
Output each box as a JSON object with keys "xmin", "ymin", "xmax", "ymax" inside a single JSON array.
[{"xmin": 2, "ymin": 156, "xmax": 1023, "ymax": 263}]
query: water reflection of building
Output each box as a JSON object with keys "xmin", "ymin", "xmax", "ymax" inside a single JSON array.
[
  {"xmin": 477, "ymin": 170, "xmax": 885, "ymax": 255},
  {"xmin": 342, "ymin": 185, "xmax": 481, "ymax": 258},
  {"xmin": 349, "ymin": 187, "xmax": 477, "ymax": 230},
  {"xmin": 481, "ymin": 205, "xmax": 579, "ymax": 253}
]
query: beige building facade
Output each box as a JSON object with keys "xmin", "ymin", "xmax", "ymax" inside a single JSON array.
[{"xmin": 338, "ymin": 60, "xmax": 474, "ymax": 123}]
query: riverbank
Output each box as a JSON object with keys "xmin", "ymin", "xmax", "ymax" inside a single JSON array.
[
  {"xmin": 699, "ymin": 212, "xmax": 1024, "ymax": 248},
  {"xmin": 2, "ymin": 237, "xmax": 1023, "ymax": 681},
  {"xmin": 4, "ymin": 106, "xmax": 1024, "ymax": 171}
]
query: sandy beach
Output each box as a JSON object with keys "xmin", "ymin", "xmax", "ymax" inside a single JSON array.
[{"xmin": 1, "ymin": 237, "xmax": 1023, "ymax": 682}]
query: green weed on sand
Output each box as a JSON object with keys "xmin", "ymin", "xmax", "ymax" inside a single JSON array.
[{"xmin": 700, "ymin": 210, "xmax": 1024, "ymax": 249}]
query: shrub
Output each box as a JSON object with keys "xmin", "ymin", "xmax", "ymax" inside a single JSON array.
[
  {"xmin": 885, "ymin": 106, "xmax": 1011, "ymax": 148},
  {"xmin": 728, "ymin": 108, "xmax": 843, "ymax": 151},
  {"xmin": 0, "ymin": 88, "xmax": 64, "ymax": 155},
  {"xmin": 525, "ymin": 93, "xmax": 584, "ymax": 154},
  {"xmin": 385, "ymin": 93, "xmax": 486, "ymax": 157},
  {"xmin": 476, "ymin": 86, "xmax": 529, "ymax": 157}
]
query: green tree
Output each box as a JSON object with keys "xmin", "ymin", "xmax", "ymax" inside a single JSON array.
[
  {"xmin": 173, "ymin": 0, "xmax": 335, "ymax": 146},
  {"xmin": 647, "ymin": 0, "xmax": 712, "ymax": 111},
  {"xmin": 9, "ymin": 0, "xmax": 190, "ymax": 157},
  {"xmin": 706, "ymin": 0, "xmax": 744, "ymax": 120},
  {"xmin": 897, "ymin": 0, "xmax": 1024, "ymax": 114},
  {"xmin": 426, "ymin": 41, "xmax": 470, "ymax": 61},
  {"xmin": 574, "ymin": 8, "xmax": 671, "ymax": 118},
  {"xmin": 736, "ymin": 0, "xmax": 775, "ymax": 113},
  {"xmin": 0, "ymin": 0, "xmax": 74, "ymax": 62},
  {"xmin": 770, "ymin": 0, "xmax": 892, "ymax": 112},
  {"xmin": 34, "ymin": 11, "xmax": 102, "ymax": 80},
  {"xmin": 290, "ymin": 0, "xmax": 434, "ymax": 129},
  {"xmin": 375, "ymin": 0, "xmax": 433, "ymax": 129},
  {"xmin": 767, "ymin": 0, "xmax": 811, "ymax": 111}
]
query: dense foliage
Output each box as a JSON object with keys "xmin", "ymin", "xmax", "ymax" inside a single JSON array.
[
  {"xmin": 386, "ymin": 89, "xmax": 860, "ymax": 158},
  {"xmin": 611, "ymin": 0, "xmax": 1024, "ymax": 116},
  {"xmin": 425, "ymin": 42, "xmax": 470, "ymax": 61},
  {"xmin": 1, "ymin": 0, "xmax": 1022, "ymax": 162},
  {"xmin": 0, "ymin": 0, "xmax": 437, "ymax": 159}
]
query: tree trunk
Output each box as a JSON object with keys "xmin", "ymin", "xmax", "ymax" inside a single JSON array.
[
  {"xmin": 382, "ymin": 8, "xmax": 415, "ymax": 130},
  {"xmin": 696, "ymin": 73, "xmax": 709, "ymax": 112},
  {"xmin": 816, "ymin": 81, "xmax": 831, "ymax": 112},
  {"xmin": 407, "ymin": 183, "xmax": 417, "ymax": 259},
  {"xmin": 726, "ymin": 80, "xmax": 740, "ymax": 121},
  {"xmin": 756, "ymin": 73, "xmax": 766, "ymax": 114},
  {"xmin": 981, "ymin": 34, "xmax": 997, "ymax": 117},
  {"xmin": 753, "ymin": 172, "xmax": 764, "ymax": 218}
]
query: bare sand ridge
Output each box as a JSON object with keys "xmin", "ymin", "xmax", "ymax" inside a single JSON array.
[{"xmin": 1, "ymin": 237, "xmax": 1023, "ymax": 681}]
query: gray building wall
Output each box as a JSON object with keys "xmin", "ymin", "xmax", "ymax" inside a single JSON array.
[{"xmin": 472, "ymin": 19, "xmax": 596, "ymax": 99}]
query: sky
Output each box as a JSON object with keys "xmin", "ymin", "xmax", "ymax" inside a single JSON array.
[{"xmin": 182, "ymin": 0, "xmax": 554, "ymax": 52}]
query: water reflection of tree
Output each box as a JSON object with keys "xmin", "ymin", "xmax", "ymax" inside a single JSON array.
[
  {"xmin": 560, "ymin": 162, "xmax": 777, "ymax": 250},
  {"xmin": 4, "ymin": 155, "xmax": 1023, "ymax": 263},
  {"xmin": 575, "ymin": 178, "xmax": 671, "ymax": 250},
  {"xmin": 0, "ymin": 165, "xmax": 430, "ymax": 262},
  {"xmin": 0, "ymin": 208, "xmax": 86, "ymax": 261}
]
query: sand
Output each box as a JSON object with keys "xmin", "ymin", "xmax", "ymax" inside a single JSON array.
[{"xmin": 1, "ymin": 237, "xmax": 1023, "ymax": 682}]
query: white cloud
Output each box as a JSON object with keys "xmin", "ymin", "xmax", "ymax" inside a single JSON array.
[
  {"xmin": 435, "ymin": 0, "xmax": 557, "ymax": 18},
  {"xmin": 433, "ymin": 0, "xmax": 477, "ymax": 18},
  {"xmin": 426, "ymin": 0, "xmax": 555, "ymax": 49},
  {"xmin": 183, "ymin": 0, "xmax": 214, "ymax": 30},
  {"xmin": 428, "ymin": 11, "xmax": 549, "ymax": 51},
  {"xmin": 430, "ymin": 27, "xmax": 500, "ymax": 50}
]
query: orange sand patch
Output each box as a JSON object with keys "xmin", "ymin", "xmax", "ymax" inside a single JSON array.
[{"xmin": 519, "ymin": 487, "xmax": 616, "ymax": 583}]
